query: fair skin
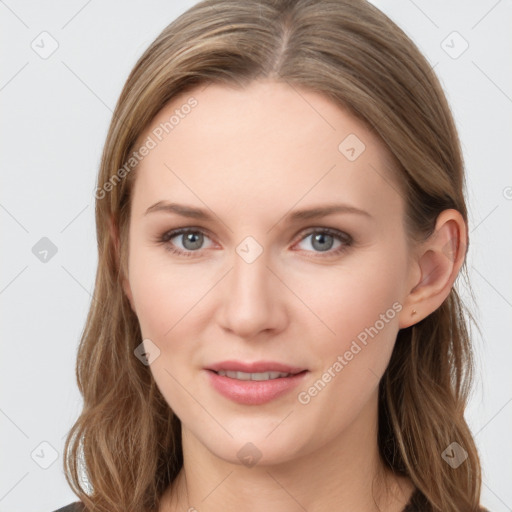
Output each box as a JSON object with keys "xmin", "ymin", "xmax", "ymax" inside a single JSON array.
[{"xmin": 120, "ymin": 80, "xmax": 466, "ymax": 511}]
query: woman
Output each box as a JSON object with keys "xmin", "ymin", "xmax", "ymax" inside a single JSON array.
[{"xmin": 57, "ymin": 0, "xmax": 489, "ymax": 510}]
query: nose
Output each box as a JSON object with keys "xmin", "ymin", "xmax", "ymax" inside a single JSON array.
[{"xmin": 216, "ymin": 245, "xmax": 288, "ymax": 339}]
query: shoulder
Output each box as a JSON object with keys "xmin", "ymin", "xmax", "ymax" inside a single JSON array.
[{"xmin": 52, "ymin": 502, "xmax": 85, "ymax": 512}]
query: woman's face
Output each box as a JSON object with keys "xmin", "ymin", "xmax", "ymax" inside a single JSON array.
[{"xmin": 123, "ymin": 80, "xmax": 418, "ymax": 466}]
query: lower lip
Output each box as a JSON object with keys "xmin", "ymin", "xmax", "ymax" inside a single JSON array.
[{"xmin": 205, "ymin": 370, "xmax": 308, "ymax": 405}]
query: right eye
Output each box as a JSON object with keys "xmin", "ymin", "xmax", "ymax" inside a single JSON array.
[{"xmin": 159, "ymin": 228, "xmax": 216, "ymax": 257}]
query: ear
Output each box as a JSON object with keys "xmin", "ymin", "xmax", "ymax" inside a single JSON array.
[
  {"xmin": 398, "ymin": 209, "xmax": 467, "ymax": 329},
  {"xmin": 109, "ymin": 214, "xmax": 136, "ymax": 313}
]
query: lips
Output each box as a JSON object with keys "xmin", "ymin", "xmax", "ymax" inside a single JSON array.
[{"xmin": 204, "ymin": 360, "xmax": 309, "ymax": 405}]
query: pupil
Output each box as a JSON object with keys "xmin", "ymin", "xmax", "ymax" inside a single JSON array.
[
  {"xmin": 312, "ymin": 233, "xmax": 333, "ymax": 252},
  {"xmin": 183, "ymin": 232, "xmax": 203, "ymax": 250}
]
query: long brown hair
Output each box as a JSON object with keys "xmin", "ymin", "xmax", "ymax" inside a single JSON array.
[{"xmin": 63, "ymin": 1, "xmax": 482, "ymax": 510}]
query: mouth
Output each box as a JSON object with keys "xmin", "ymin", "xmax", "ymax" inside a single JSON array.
[{"xmin": 205, "ymin": 360, "xmax": 309, "ymax": 405}]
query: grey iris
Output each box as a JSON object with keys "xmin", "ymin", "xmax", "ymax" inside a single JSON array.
[
  {"xmin": 182, "ymin": 232, "xmax": 203, "ymax": 250},
  {"xmin": 311, "ymin": 232, "xmax": 334, "ymax": 252}
]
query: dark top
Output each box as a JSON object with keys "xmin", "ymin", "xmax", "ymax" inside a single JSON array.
[
  {"xmin": 54, "ymin": 489, "xmax": 491, "ymax": 511},
  {"xmin": 53, "ymin": 503, "xmax": 84, "ymax": 512},
  {"xmin": 402, "ymin": 488, "xmax": 491, "ymax": 511}
]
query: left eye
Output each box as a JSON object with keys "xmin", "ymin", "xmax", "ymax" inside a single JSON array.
[{"xmin": 294, "ymin": 229, "xmax": 351, "ymax": 253}]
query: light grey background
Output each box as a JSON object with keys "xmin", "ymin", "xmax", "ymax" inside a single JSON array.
[{"xmin": 1, "ymin": 1, "xmax": 511, "ymax": 511}]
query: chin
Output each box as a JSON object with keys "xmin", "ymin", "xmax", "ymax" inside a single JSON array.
[{"xmin": 195, "ymin": 427, "xmax": 309, "ymax": 469}]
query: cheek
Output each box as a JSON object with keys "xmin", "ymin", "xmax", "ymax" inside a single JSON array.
[
  {"xmin": 291, "ymin": 259, "xmax": 405, "ymax": 433},
  {"xmin": 128, "ymin": 247, "xmax": 213, "ymax": 339},
  {"xmin": 293, "ymin": 254, "xmax": 406, "ymax": 352}
]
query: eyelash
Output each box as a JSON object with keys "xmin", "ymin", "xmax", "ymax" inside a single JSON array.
[{"xmin": 156, "ymin": 227, "xmax": 353, "ymax": 259}]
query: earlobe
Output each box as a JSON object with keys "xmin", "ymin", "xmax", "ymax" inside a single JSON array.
[{"xmin": 399, "ymin": 209, "xmax": 467, "ymax": 329}]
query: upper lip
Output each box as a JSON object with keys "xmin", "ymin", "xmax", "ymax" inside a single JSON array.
[{"xmin": 206, "ymin": 360, "xmax": 307, "ymax": 374}]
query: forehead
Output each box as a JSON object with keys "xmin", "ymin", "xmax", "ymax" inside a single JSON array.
[{"xmin": 130, "ymin": 80, "xmax": 404, "ymax": 224}]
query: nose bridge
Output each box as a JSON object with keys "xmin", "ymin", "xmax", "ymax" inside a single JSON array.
[
  {"xmin": 219, "ymin": 236, "xmax": 283, "ymax": 336},
  {"xmin": 230, "ymin": 237, "xmax": 272, "ymax": 306}
]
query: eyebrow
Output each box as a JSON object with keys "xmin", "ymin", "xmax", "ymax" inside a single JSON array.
[{"xmin": 145, "ymin": 201, "xmax": 372, "ymax": 222}]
